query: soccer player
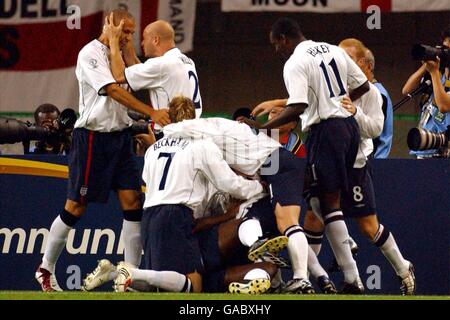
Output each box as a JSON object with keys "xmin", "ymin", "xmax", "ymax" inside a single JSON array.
[
  {"xmin": 34, "ymin": 9, "xmax": 170, "ymax": 292},
  {"xmin": 103, "ymin": 16, "xmax": 202, "ymax": 135},
  {"xmin": 112, "ymin": 96, "xmax": 265, "ymax": 293},
  {"xmin": 304, "ymin": 39, "xmax": 416, "ymax": 295},
  {"xmin": 248, "ymin": 18, "xmax": 371, "ymax": 292},
  {"xmin": 163, "ymin": 107, "xmax": 315, "ymax": 293}
]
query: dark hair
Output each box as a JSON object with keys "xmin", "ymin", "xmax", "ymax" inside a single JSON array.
[
  {"xmin": 441, "ymin": 25, "xmax": 450, "ymax": 42},
  {"xmin": 34, "ymin": 103, "xmax": 60, "ymax": 124},
  {"xmin": 271, "ymin": 17, "xmax": 303, "ymax": 40},
  {"xmin": 232, "ymin": 107, "xmax": 252, "ymax": 121}
]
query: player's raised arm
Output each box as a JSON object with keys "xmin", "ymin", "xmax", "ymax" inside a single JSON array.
[{"xmin": 103, "ymin": 13, "xmax": 127, "ymax": 84}]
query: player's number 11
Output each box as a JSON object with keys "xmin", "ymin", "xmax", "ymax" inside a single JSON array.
[{"xmin": 319, "ymin": 58, "xmax": 347, "ymax": 98}]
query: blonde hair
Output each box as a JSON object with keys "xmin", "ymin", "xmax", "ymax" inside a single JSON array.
[
  {"xmin": 168, "ymin": 96, "xmax": 196, "ymax": 123},
  {"xmin": 339, "ymin": 38, "xmax": 367, "ymax": 60}
]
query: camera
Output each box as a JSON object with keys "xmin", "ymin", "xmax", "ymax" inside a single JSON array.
[
  {"xmin": 411, "ymin": 44, "xmax": 450, "ymax": 68},
  {"xmin": 0, "ymin": 108, "xmax": 77, "ymax": 146},
  {"xmin": 407, "ymin": 126, "xmax": 450, "ymax": 158}
]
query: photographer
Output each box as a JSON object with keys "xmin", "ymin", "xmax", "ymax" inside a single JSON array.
[
  {"xmin": 402, "ymin": 27, "xmax": 450, "ymax": 158},
  {"xmin": 27, "ymin": 103, "xmax": 72, "ymax": 155}
]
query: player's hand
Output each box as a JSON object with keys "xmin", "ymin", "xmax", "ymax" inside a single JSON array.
[
  {"xmin": 251, "ymin": 100, "xmax": 283, "ymax": 117},
  {"xmin": 192, "ymin": 217, "xmax": 215, "ymax": 233},
  {"xmin": 238, "ymin": 116, "xmax": 262, "ymax": 129},
  {"xmin": 150, "ymin": 109, "xmax": 171, "ymax": 127},
  {"xmin": 424, "ymin": 57, "xmax": 440, "ymax": 73},
  {"xmin": 341, "ymin": 96, "xmax": 356, "ymax": 115},
  {"xmin": 103, "ymin": 13, "xmax": 124, "ymax": 41}
]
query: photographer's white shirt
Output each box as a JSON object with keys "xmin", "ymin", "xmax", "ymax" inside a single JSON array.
[
  {"xmin": 125, "ymin": 48, "xmax": 202, "ymax": 130},
  {"xmin": 284, "ymin": 40, "xmax": 368, "ymax": 132},
  {"xmin": 74, "ymin": 40, "xmax": 132, "ymax": 132},
  {"xmin": 142, "ymin": 137, "xmax": 263, "ymax": 211}
]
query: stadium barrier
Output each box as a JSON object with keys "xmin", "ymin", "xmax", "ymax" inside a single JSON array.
[{"xmin": 0, "ymin": 155, "xmax": 449, "ymax": 294}]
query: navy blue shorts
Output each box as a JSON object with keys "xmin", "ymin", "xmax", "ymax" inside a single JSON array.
[
  {"xmin": 260, "ymin": 148, "xmax": 304, "ymax": 208},
  {"xmin": 303, "ymin": 117, "xmax": 360, "ymax": 200},
  {"xmin": 67, "ymin": 128, "xmax": 140, "ymax": 204},
  {"xmin": 141, "ymin": 204, "xmax": 204, "ymax": 275},
  {"xmin": 197, "ymin": 226, "xmax": 226, "ymax": 293},
  {"xmin": 246, "ymin": 196, "xmax": 280, "ymax": 238},
  {"xmin": 341, "ymin": 163, "xmax": 376, "ymax": 218}
]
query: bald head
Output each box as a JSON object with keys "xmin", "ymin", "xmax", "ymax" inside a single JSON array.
[
  {"xmin": 145, "ymin": 20, "xmax": 174, "ymax": 42},
  {"xmin": 141, "ymin": 20, "xmax": 176, "ymax": 57}
]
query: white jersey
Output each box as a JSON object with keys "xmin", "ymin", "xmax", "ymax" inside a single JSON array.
[
  {"xmin": 353, "ymin": 82, "xmax": 384, "ymax": 168},
  {"xmin": 125, "ymin": 48, "xmax": 202, "ymax": 129},
  {"xmin": 74, "ymin": 40, "xmax": 132, "ymax": 132},
  {"xmin": 163, "ymin": 118, "xmax": 281, "ymax": 176},
  {"xmin": 284, "ymin": 40, "xmax": 368, "ymax": 132},
  {"xmin": 142, "ymin": 137, "xmax": 263, "ymax": 212}
]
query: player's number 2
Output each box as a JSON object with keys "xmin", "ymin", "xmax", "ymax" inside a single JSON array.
[
  {"xmin": 188, "ymin": 71, "xmax": 202, "ymax": 109},
  {"xmin": 158, "ymin": 152, "xmax": 175, "ymax": 190}
]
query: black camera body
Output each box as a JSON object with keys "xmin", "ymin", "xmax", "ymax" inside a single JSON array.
[
  {"xmin": 411, "ymin": 44, "xmax": 450, "ymax": 69},
  {"xmin": 407, "ymin": 126, "xmax": 450, "ymax": 158},
  {"xmin": 0, "ymin": 108, "xmax": 77, "ymax": 153}
]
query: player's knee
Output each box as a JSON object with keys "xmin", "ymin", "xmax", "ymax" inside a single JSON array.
[
  {"xmin": 319, "ymin": 192, "xmax": 340, "ymax": 212},
  {"xmin": 303, "ymin": 210, "xmax": 324, "ymax": 232},
  {"xmin": 64, "ymin": 199, "xmax": 86, "ymax": 217},
  {"xmin": 118, "ymin": 191, "xmax": 142, "ymax": 210},
  {"xmin": 357, "ymin": 216, "xmax": 378, "ymax": 240}
]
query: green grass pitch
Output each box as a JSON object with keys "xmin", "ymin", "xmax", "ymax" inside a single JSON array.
[{"xmin": 0, "ymin": 291, "xmax": 448, "ymax": 300}]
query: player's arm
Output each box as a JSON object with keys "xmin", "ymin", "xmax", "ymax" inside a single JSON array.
[
  {"xmin": 402, "ymin": 63, "xmax": 427, "ymax": 95},
  {"xmin": 342, "ymin": 94, "xmax": 383, "ymax": 139},
  {"xmin": 259, "ymin": 103, "xmax": 307, "ymax": 129},
  {"xmin": 195, "ymin": 142, "xmax": 263, "ymax": 200},
  {"xmin": 251, "ymin": 99, "xmax": 288, "ymax": 117},
  {"xmin": 349, "ymin": 80, "xmax": 370, "ymax": 101},
  {"xmin": 104, "ymin": 16, "xmax": 127, "ymax": 84},
  {"xmin": 104, "ymin": 84, "xmax": 170, "ymax": 126}
]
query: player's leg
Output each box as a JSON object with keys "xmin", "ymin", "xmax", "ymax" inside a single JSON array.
[
  {"xmin": 261, "ymin": 148, "xmax": 313, "ymax": 293},
  {"xmin": 121, "ymin": 204, "xmax": 204, "ymax": 293},
  {"xmin": 309, "ymin": 118, "xmax": 363, "ymax": 293},
  {"xmin": 115, "ymin": 262, "xmax": 194, "ymax": 293},
  {"xmin": 356, "ymin": 214, "xmax": 415, "ymax": 295},
  {"xmin": 302, "ymin": 209, "xmax": 336, "ymax": 293},
  {"xmin": 115, "ymin": 130, "xmax": 144, "ymax": 268},
  {"xmin": 117, "ymin": 189, "xmax": 143, "ymax": 268},
  {"xmin": 36, "ymin": 128, "xmax": 104, "ymax": 292},
  {"xmin": 36, "ymin": 199, "xmax": 86, "ymax": 292}
]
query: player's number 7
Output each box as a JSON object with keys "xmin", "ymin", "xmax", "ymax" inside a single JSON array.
[{"xmin": 158, "ymin": 152, "xmax": 175, "ymax": 190}]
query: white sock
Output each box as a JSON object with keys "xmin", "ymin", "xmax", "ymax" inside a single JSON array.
[
  {"xmin": 130, "ymin": 268, "xmax": 190, "ymax": 292},
  {"xmin": 42, "ymin": 216, "xmax": 71, "ymax": 273},
  {"xmin": 324, "ymin": 212, "xmax": 359, "ymax": 283},
  {"xmin": 284, "ymin": 225, "xmax": 308, "ymax": 279},
  {"xmin": 307, "ymin": 245, "xmax": 328, "ymax": 279},
  {"xmin": 107, "ymin": 271, "xmax": 118, "ymax": 282},
  {"xmin": 238, "ymin": 218, "xmax": 263, "ymax": 247},
  {"xmin": 122, "ymin": 220, "xmax": 143, "ymax": 268},
  {"xmin": 304, "ymin": 229, "xmax": 324, "ymax": 255},
  {"xmin": 309, "ymin": 243, "xmax": 322, "ymax": 255},
  {"xmin": 375, "ymin": 226, "xmax": 410, "ymax": 278}
]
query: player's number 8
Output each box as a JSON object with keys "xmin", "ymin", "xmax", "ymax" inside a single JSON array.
[{"xmin": 353, "ymin": 186, "xmax": 364, "ymax": 202}]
